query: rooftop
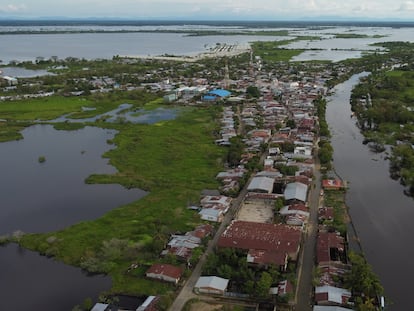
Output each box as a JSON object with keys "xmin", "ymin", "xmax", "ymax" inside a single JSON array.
[
  {"xmin": 146, "ymin": 263, "xmax": 183, "ymax": 279},
  {"xmin": 218, "ymin": 220, "xmax": 301, "ymax": 258},
  {"xmin": 195, "ymin": 276, "xmax": 229, "ymax": 291}
]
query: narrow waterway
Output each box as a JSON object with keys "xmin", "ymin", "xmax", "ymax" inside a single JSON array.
[{"xmin": 326, "ymin": 73, "xmax": 414, "ymax": 311}]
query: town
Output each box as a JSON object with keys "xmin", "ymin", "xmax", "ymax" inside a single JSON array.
[{"xmin": 0, "ymin": 42, "xmax": 394, "ymax": 311}]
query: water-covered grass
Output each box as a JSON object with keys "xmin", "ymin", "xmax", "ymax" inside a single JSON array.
[
  {"xmin": 20, "ymin": 105, "xmax": 226, "ymax": 296},
  {"xmin": 0, "ymin": 91, "xmax": 159, "ymax": 141}
]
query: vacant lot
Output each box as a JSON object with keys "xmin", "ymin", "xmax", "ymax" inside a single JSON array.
[{"xmin": 236, "ymin": 199, "xmax": 274, "ymax": 223}]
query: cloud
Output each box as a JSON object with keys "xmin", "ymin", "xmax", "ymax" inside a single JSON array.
[
  {"xmin": 0, "ymin": 3, "xmax": 27, "ymax": 13},
  {"xmin": 398, "ymin": 1, "xmax": 414, "ymax": 11}
]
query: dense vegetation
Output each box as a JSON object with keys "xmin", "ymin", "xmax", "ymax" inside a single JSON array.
[
  {"xmin": 350, "ymin": 43, "xmax": 414, "ymax": 196},
  {"xmin": 202, "ymin": 248, "xmax": 294, "ymax": 302},
  {"xmin": 344, "ymin": 252, "xmax": 384, "ymax": 311}
]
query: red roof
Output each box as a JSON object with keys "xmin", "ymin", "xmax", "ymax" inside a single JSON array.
[
  {"xmin": 247, "ymin": 249, "xmax": 288, "ymax": 266},
  {"xmin": 288, "ymin": 203, "xmax": 308, "ymax": 212},
  {"xmin": 322, "ymin": 179, "xmax": 343, "ymax": 189},
  {"xmin": 218, "ymin": 221, "xmax": 301, "ymax": 259},
  {"xmin": 191, "ymin": 224, "xmax": 213, "ymax": 239},
  {"xmin": 317, "ymin": 232, "xmax": 345, "ymax": 264},
  {"xmin": 146, "ymin": 264, "xmax": 183, "ymax": 280}
]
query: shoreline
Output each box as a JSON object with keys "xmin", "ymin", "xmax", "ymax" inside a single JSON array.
[{"xmin": 119, "ymin": 43, "xmax": 251, "ymax": 62}]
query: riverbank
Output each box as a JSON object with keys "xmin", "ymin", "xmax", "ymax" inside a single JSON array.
[{"xmin": 326, "ymin": 72, "xmax": 414, "ymax": 310}]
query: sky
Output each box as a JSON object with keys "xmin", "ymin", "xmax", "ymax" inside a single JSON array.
[{"xmin": 1, "ymin": 0, "xmax": 414, "ymax": 21}]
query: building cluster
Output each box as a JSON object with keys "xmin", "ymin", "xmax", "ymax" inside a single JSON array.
[
  {"xmin": 183, "ymin": 61, "xmax": 359, "ymax": 310},
  {"xmin": 4, "ymin": 53, "xmax": 365, "ymax": 311},
  {"xmin": 160, "ymin": 223, "xmax": 213, "ymax": 263}
]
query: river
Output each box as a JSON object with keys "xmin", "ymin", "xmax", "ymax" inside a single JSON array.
[{"xmin": 326, "ymin": 73, "xmax": 414, "ymax": 311}]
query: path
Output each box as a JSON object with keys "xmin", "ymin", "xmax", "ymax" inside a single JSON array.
[{"xmin": 295, "ymin": 154, "xmax": 322, "ymax": 310}]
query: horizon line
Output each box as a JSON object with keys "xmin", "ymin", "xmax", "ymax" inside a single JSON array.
[{"xmin": 1, "ymin": 18, "xmax": 414, "ymax": 23}]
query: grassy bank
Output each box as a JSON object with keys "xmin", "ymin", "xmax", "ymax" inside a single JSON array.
[
  {"xmin": 0, "ymin": 91, "xmax": 159, "ymax": 141},
  {"xmin": 20, "ymin": 105, "xmax": 226, "ymax": 295}
]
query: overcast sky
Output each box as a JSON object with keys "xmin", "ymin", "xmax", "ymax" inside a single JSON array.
[{"xmin": 1, "ymin": 0, "xmax": 414, "ymax": 20}]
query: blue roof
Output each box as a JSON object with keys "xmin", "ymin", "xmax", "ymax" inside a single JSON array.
[
  {"xmin": 203, "ymin": 95, "xmax": 217, "ymax": 101},
  {"xmin": 207, "ymin": 89, "xmax": 231, "ymax": 97}
]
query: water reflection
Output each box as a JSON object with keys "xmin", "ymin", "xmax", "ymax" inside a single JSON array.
[
  {"xmin": 0, "ymin": 244, "xmax": 111, "ymax": 310},
  {"xmin": 0, "ymin": 124, "xmax": 146, "ymax": 310},
  {"xmin": 326, "ymin": 73, "xmax": 414, "ymax": 310},
  {"xmin": 0, "ymin": 124, "xmax": 146, "ymax": 234},
  {"xmin": 51, "ymin": 104, "xmax": 180, "ymax": 124},
  {"xmin": 0, "ymin": 66, "xmax": 53, "ymax": 77}
]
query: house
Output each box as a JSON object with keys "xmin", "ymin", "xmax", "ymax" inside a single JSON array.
[
  {"xmin": 279, "ymin": 204, "xmax": 309, "ymax": 217},
  {"xmin": 284, "ymin": 182, "xmax": 308, "ymax": 203},
  {"xmin": 247, "ymin": 249, "xmax": 288, "ymax": 270},
  {"xmin": 313, "ymin": 306, "xmax": 354, "ymax": 311},
  {"xmin": 161, "ymin": 246, "xmax": 192, "ymax": 262},
  {"xmin": 218, "ymin": 220, "xmax": 302, "ymax": 261},
  {"xmin": 191, "ymin": 223, "xmax": 214, "ymax": 238},
  {"xmin": 168, "ymin": 234, "xmax": 201, "ymax": 249},
  {"xmin": 2, "ymin": 76, "xmax": 18, "ymax": 86},
  {"xmin": 318, "ymin": 263, "xmax": 351, "ymax": 287},
  {"xmin": 279, "ymin": 204, "xmax": 309, "ymax": 226},
  {"xmin": 145, "ymin": 264, "xmax": 183, "ymax": 284},
  {"xmin": 136, "ymin": 296, "xmax": 159, "ymax": 311},
  {"xmin": 194, "ymin": 276, "xmax": 229, "ymax": 295},
  {"xmin": 322, "ymin": 179, "xmax": 344, "ymax": 190},
  {"xmin": 203, "ymin": 89, "xmax": 231, "ymax": 101},
  {"xmin": 247, "ymin": 176, "xmax": 275, "ymax": 193},
  {"xmin": 163, "ymin": 93, "xmax": 178, "ymax": 103},
  {"xmin": 200, "ymin": 195, "xmax": 232, "ymax": 213},
  {"xmin": 199, "ymin": 208, "xmax": 224, "ymax": 222},
  {"xmin": 315, "ymin": 285, "xmax": 352, "ymax": 306},
  {"xmin": 294, "ymin": 146, "xmax": 312, "ymax": 157},
  {"xmin": 276, "ymin": 280, "xmax": 294, "ymax": 296},
  {"xmin": 317, "ymin": 232, "xmax": 345, "ymax": 265},
  {"xmin": 91, "ymin": 303, "xmax": 110, "ymax": 311}
]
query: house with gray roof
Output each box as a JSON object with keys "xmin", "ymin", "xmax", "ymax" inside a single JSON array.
[
  {"xmin": 315, "ymin": 285, "xmax": 352, "ymax": 306},
  {"xmin": 284, "ymin": 182, "xmax": 308, "ymax": 203},
  {"xmin": 194, "ymin": 276, "xmax": 229, "ymax": 295},
  {"xmin": 247, "ymin": 176, "xmax": 275, "ymax": 193}
]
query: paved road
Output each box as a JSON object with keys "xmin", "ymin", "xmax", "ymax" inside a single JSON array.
[
  {"xmin": 168, "ymin": 176, "xmax": 253, "ymax": 311},
  {"xmin": 295, "ymin": 157, "xmax": 322, "ymax": 311}
]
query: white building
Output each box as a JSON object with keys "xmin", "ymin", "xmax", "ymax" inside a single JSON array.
[{"xmin": 194, "ymin": 276, "xmax": 229, "ymax": 295}]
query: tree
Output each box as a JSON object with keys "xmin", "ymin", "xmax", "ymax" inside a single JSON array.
[
  {"xmin": 246, "ymin": 85, "xmax": 260, "ymax": 98},
  {"xmin": 286, "ymin": 119, "xmax": 296, "ymax": 129},
  {"xmin": 255, "ymin": 272, "xmax": 272, "ymax": 299},
  {"xmin": 344, "ymin": 252, "xmax": 384, "ymax": 309}
]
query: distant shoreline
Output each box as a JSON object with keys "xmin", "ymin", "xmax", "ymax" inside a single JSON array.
[
  {"xmin": 1, "ymin": 19, "xmax": 414, "ymax": 28},
  {"xmin": 120, "ymin": 43, "xmax": 251, "ymax": 62}
]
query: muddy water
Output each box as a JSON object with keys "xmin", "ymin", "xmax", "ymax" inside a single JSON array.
[{"xmin": 326, "ymin": 73, "xmax": 414, "ymax": 310}]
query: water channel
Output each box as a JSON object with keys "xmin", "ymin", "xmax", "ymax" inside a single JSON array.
[{"xmin": 326, "ymin": 73, "xmax": 414, "ymax": 311}]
